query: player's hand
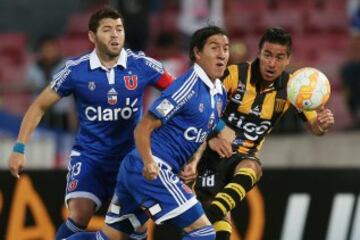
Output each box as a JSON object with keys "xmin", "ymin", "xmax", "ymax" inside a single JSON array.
[
  {"xmin": 180, "ymin": 163, "xmax": 197, "ymax": 184},
  {"xmin": 143, "ymin": 161, "xmax": 159, "ymax": 180},
  {"xmin": 316, "ymin": 107, "xmax": 335, "ymax": 132},
  {"xmin": 208, "ymin": 137, "xmax": 232, "ymax": 158},
  {"xmin": 8, "ymin": 152, "xmax": 26, "ymax": 178},
  {"xmin": 218, "ymin": 126, "xmax": 236, "ymax": 143}
]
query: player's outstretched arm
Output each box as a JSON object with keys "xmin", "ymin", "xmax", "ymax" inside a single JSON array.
[
  {"xmin": 8, "ymin": 86, "xmax": 61, "ymax": 178},
  {"xmin": 134, "ymin": 113, "xmax": 162, "ymax": 180},
  {"xmin": 180, "ymin": 142, "xmax": 207, "ymax": 184},
  {"xmin": 307, "ymin": 107, "xmax": 335, "ymax": 136}
]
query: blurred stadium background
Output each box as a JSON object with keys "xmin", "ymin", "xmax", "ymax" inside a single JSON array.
[{"xmin": 1, "ymin": 0, "xmax": 360, "ymax": 239}]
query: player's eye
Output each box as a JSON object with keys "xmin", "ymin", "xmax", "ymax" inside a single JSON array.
[{"xmin": 276, "ymin": 55, "xmax": 285, "ymax": 61}]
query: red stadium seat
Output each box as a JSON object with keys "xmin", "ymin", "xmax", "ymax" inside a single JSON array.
[
  {"xmin": 257, "ymin": 9, "xmax": 304, "ymax": 34},
  {"xmin": 59, "ymin": 36, "xmax": 93, "ymax": 58},
  {"xmin": 305, "ymin": 9, "xmax": 349, "ymax": 34},
  {"xmin": 0, "ymin": 33, "xmax": 27, "ymax": 66}
]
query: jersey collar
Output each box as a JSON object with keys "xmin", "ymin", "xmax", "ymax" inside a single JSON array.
[
  {"xmin": 89, "ymin": 48, "xmax": 127, "ymax": 70},
  {"xmin": 194, "ymin": 63, "xmax": 223, "ymax": 95}
]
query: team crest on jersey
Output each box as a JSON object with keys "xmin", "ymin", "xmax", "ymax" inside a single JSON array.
[
  {"xmin": 199, "ymin": 103, "xmax": 204, "ymax": 112},
  {"xmin": 88, "ymin": 81, "xmax": 96, "ymax": 91},
  {"xmin": 123, "ymin": 75, "xmax": 138, "ymax": 90},
  {"xmin": 156, "ymin": 99, "xmax": 174, "ymax": 117},
  {"xmin": 107, "ymin": 88, "xmax": 118, "ymax": 105},
  {"xmin": 67, "ymin": 180, "xmax": 78, "ymax": 192}
]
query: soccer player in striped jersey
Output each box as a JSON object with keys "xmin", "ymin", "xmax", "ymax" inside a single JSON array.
[
  {"xmin": 194, "ymin": 27, "xmax": 335, "ymax": 240},
  {"xmin": 7, "ymin": 7, "xmax": 173, "ymax": 240},
  {"xmin": 66, "ymin": 25, "xmax": 229, "ymax": 240}
]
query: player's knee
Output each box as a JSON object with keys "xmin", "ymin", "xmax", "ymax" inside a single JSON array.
[
  {"xmin": 183, "ymin": 225, "xmax": 215, "ymax": 240},
  {"xmin": 235, "ymin": 159, "xmax": 262, "ymax": 179},
  {"xmin": 129, "ymin": 224, "xmax": 147, "ymax": 240},
  {"xmin": 184, "ymin": 214, "xmax": 211, "ymax": 233},
  {"xmin": 68, "ymin": 198, "xmax": 96, "ymax": 226}
]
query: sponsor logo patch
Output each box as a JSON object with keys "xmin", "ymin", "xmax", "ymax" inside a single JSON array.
[{"xmin": 156, "ymin": 99, "xmax": 174, "ymax": 117}]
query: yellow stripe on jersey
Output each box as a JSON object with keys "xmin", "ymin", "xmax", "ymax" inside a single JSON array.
[
  {"xmin": 303, "ymin": 110, "xmax": 317, "ymax": 122},
  {"xmin": 223, "ymin": 65, "xmax": 239, "ymax": 94},
  {"xmin": 260, "ymin": 91, "xmax": 277, "ymax": 119},
  {"xmin": 238, "ymin": 64, "xmax": 256, "ymax": 114}
]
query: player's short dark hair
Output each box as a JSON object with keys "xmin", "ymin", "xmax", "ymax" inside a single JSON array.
[
  {"xmin": 88, "ymin": 6, "xmax": 124, "ymax": 33},
  {"xmin": 258, "ymin": 27, "xmax": 292, "ymax": 55},
  {"xmin": 189, "ymin": 26, "xmax": 227, "ymax": 62}
]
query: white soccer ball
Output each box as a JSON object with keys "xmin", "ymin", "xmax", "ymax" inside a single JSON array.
[{"xmin": 287, "ymin": 67, "xmax": 331, "ymax": 111}]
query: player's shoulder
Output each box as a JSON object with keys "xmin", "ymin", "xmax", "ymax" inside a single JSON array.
[
  {"xmin": 58, "ymin": 53, "xmax": 91, "ymax": 72},
  {"xmin": 126, "ymin": 48, "xmax": 164, "ymax": 74},
  {"xmin": 223, "ymin": 62, "xmax": 249, "ymax": 78}
]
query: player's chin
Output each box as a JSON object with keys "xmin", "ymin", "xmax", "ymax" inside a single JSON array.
[
  {"xmin": 107, "ymin": 48, "xmax": 121, "ymax": 57},
  {"xmin": 214, "ymin": 66, "xmax": 226, "ymax": 78}
]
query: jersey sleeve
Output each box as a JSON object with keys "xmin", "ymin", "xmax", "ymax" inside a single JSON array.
[
  {"xmin": 141, "ymin": 56, "xmax": 174, "ymax": 90},
  {"xmin": 298, "ymin": 110, "xmax": 317, "ymax": 122},
  {"xmin": 49, "ymin": 61, "xmax": 75, "ymax": 97},
  {"xmin": 148, "ymin": 78, "xmax": 190, "ymax": 124}
]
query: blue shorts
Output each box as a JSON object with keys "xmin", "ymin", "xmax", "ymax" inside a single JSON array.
[
  {"xmin": 65, "ymin": 150, "xmax": 121, "ymax": 211},
  {"xmin": 105, "ymin": 150, "xmax": 204, "ymax": 233}
]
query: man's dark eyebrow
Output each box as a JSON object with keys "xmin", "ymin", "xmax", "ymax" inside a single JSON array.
[{"xmin": 208, "ymin": 41, "xmax": 229, "ymax": 47}]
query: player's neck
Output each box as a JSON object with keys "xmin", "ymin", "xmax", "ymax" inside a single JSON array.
[{"xmin": 96, "ymin": 50, "xmax": 119, "ymax": 69}]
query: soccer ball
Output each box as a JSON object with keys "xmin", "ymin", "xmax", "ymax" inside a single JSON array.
[{"xmin": 287, "ymin": 67, "xmax": 331, "ymax": 111}]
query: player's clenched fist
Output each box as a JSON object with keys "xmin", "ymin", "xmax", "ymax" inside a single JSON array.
[
  {"xmin": 8, "ymin": 152, "xmax": 26, "ymax": 178},
  {"xmin": 143, "ymin": 161, "xmax": 159, "ymax": 180}
]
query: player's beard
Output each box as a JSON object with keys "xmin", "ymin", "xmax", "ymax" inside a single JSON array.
[{"xmin": 96, "ymin": 39, "xmax": 122, "ymax": 59}]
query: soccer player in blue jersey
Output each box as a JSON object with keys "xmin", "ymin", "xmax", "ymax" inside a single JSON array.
[
  {"xmin": 7, "ymin": 7, "xmax": 173, "ymax": 240},
  {"xmin": 66, "ymin": 25, "xmax": 230, "ymax": 240}
]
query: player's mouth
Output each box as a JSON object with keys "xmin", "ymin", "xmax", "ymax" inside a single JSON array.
[
  {"xmin": 216, "ymin": 62, "xmax": 225, "ymax": 68},
  {"xmin": 110, "ymin": 42, "xmax": 120, "ymax": 48},
  {"xmin": 264, "ymin": 69, "xmax": 275, "ymax": 79}
]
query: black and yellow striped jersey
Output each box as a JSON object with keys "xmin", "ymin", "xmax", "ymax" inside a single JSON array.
[{"xmin": 221, "ymin": 59, "xmax": 317, "ymax": 156}]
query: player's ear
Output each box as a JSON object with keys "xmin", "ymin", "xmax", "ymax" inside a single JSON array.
[
  {"xmin": 194, "ymin": 47, "xmax": 201, "ymax": 60},
  {"xmin": 88, "ymin": 31, "xmax": 96, "ymax": 44}
]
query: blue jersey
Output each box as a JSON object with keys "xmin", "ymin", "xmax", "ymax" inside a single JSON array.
[
  {"xmin": 50, "ymin": 49, "xmax": 172, "ymax": 165},
  {"xmin": 148, "ymin": 63, "xmax": 227, "ymax": 173}
]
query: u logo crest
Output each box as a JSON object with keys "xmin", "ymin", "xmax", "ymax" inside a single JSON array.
[{"xmin": 123, "ymin": 75, "xmax": 138, "ymax": 90}]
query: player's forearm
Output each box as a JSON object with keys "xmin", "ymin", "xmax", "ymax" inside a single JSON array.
[
  {"xmin": 17, "ymin": 102, "xmax": 47, "ymax": 144},
  {"xmin": 308, "ymin": 121, "xmax": 326, "ymax": 136},
  {"xmin": 134, "ymin": 113, "xmax": 161, "ymax": 164},
  {"xmin": 135, "ymin": 127, "xmax": 153, "ymax": 164},
  {"xmin": 17, "ymin": 87, "xmax": 60, "ymax": 144},
  {"xmin": 190, "ymin": 142, "xmax": 207, "ymax": 165}
]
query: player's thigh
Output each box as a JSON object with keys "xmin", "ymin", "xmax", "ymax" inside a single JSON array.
[
  {"xmin": 65, "ymin": 155, "xmax": 115, "ymax": 211},
  {"xmin": 102, "ymin": 224, "xmax": 128, "ymax": 240},
  {"xmin": 195, "ymin": 151, "xmax": 237, "ymax": 204},
  {"xmin": 105, "ymin": 186, "xmax": 149, "ymax": 235},
  {"xmin": 134, "ymin": 161, "xmax": 204, "ymax": 229}
]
